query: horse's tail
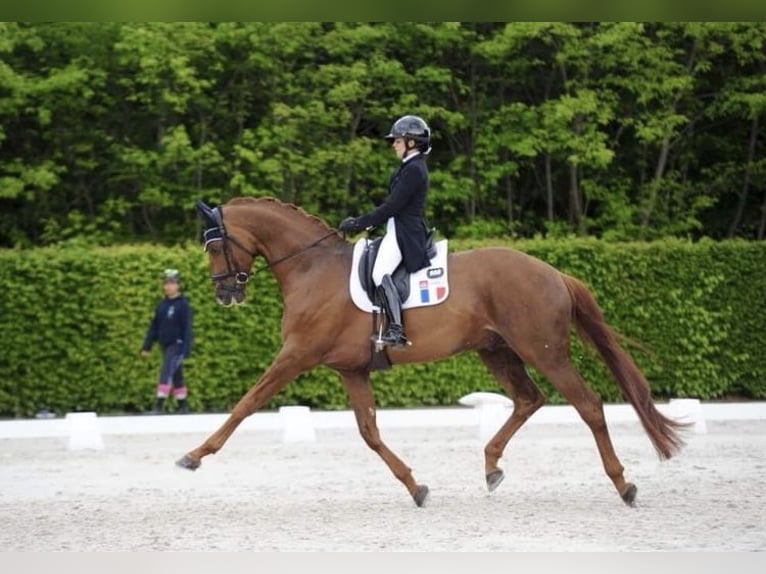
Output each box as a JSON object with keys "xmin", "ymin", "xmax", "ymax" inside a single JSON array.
[{"xmin": 561, "ymin": 273, "xmax": 687, "ymax": 460}]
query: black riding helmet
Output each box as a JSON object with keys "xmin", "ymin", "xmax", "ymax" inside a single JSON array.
[{"xmin": 385, "ymin": 115, "xmax": 431, "ymax": 155}]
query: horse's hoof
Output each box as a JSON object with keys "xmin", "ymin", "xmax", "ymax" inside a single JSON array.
[
  {"xmin": 175, "ymin": 454, "xmax": 201, "ymax": 471},
  {"xmin": 486, "ymin": 469, "xmax": 505, "ymax": 492},
  {"xmin": 621, "ymin": 483, "xmax": 637, "ymax": 506},
  {"xmin": 413, "ymin": 485, "xmax": 429, "ymax": 507}
]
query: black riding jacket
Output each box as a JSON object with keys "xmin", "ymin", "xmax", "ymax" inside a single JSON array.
[{"xmin": 354, "ymin": 153, "xmax": 431, "ymax": 273}]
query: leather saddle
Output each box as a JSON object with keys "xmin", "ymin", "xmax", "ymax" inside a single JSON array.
[{"xmin": 357, "ymin": 229, "xmax": 437, "ymax": 305}]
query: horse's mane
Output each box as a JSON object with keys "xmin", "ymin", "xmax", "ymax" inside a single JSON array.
[{"xmin": 226, "ymin": 196, "xmax": 340, "ymax": 238}]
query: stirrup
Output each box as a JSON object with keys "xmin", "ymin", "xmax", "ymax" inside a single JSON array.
[{"xmin": 381, "ymin": 328, "xmax": 409, "ymax": 348}]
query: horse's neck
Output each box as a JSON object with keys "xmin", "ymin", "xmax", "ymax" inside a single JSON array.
[{"xmin": 233, "ymin": 199, "xmax": 344, "ymax": 278}]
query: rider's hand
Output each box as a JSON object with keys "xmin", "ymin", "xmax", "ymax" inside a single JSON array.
[{"xmin": 339, "ymin": 217, "xmax": 362, "ymax": 234}]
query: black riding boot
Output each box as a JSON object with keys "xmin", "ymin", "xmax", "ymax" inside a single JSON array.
[
  {"xmin": 379, "ymin": 274, "xmax": 408, "ymax": 348},
  {"xmin": 176, "ymin": 398, "xmax": 189, "ymax": 414}
]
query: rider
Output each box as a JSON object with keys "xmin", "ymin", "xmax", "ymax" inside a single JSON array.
[{"xmin": 339, "ymin": 114, "xmax": 432, "ymax": 348}]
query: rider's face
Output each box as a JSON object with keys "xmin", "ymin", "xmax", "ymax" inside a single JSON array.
[{"xmin": 392, "ymin": 137, "xmax": 407, "ymax": 159}]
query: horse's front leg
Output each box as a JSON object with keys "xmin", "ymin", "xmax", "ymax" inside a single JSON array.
[
  {"xmin": 176, "ymin": 344, "xmax": 313, "ymax": 470},
  {"xmin": 340, "ymin": 370, "xmax": 429, "ymax": 507}
]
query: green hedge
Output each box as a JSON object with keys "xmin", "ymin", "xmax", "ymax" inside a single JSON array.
[{"xmin": 0, "ymin": 238, "xmax": 764, "ymax": 418}]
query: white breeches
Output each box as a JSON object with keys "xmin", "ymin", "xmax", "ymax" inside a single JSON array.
[{"xmin": 372, "ymin": 218, "xmax": 402, "ymax": 286}]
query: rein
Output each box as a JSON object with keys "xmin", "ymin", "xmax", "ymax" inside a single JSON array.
[{"xmin": 249, "ymin": 231, "xmax": 337, "ymax": 277}]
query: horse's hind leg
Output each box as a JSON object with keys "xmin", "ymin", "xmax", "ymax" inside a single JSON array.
[
  {"xmin": 478, "ymin": 346, "xmax": 546, "ymax": 492},
  {"xmin": 537, "ymin": 359, "xmax": 636, "ymax": 506},
  {"xmin": 340, "ymin": 370, "xmax": 429, "ymax": 507}
]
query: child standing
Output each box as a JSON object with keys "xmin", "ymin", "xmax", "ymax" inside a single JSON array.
[{"xmin": 141, "ymin": 268, "xmax": 193, "ymax": 414}]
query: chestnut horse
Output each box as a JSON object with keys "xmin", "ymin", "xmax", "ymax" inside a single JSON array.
[{"xmin": 176, "ymin": 196, "xmax": 686, "ymax": 507}]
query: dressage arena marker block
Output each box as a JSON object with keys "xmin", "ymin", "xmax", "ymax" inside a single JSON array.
[
  {"xmin": 65, "ymin": 411, "xmax": 104, "ymax": 450},
  {"xmin": 280, "ymin": 405, "xmax": 316, "ymax": 443},
  {"xmin": 477, "ymin": 403, "xmax": 513, "ymax": 441},
  {"xmin": 668, "ymin": 398, "xmax": 707, "ymax": 434},
  {"xmin": 457, "ymin": 392, "xmax": 514, "ymax": 440}
]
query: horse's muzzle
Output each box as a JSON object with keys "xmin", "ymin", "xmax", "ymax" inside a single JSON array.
[{"xmin": 215, "ymin": 283, "xmax": 247, "ymax": 306}]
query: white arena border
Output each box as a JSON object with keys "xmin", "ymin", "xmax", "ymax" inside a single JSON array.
[{"xmin": 1, "ymin": 400, "xmax": 765, "ymax": 439}]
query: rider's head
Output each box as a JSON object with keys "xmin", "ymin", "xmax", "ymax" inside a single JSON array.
[{"xmin": 385, "ymin": 115, "xmax": 431, "ymax": 156}]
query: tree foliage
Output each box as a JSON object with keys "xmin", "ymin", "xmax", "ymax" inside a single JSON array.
[{"xmin": 1, "ymin": 22, "xmax": 765, "ymax": 247}]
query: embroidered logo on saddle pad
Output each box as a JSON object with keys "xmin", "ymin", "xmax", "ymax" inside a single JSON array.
[{"xmin": 349, "ymin": 239, "xmax": 450, "ymax": 313}]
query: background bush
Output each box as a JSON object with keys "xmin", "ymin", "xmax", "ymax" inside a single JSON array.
[{"xmin": 1, "ymin": 238, "xmax": 764, "ymax": 418}]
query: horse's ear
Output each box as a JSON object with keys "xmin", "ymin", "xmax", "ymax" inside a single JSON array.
[{"xmin": 196, "ymin": 200, "xmax": 220, "ymax": 228}]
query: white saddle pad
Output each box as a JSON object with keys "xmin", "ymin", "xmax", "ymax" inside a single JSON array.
[{"xmin": 349, "ymin": 239, "xmax": 450, "ymax": 313}]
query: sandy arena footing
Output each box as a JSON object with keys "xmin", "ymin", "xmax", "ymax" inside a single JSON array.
[{"xmin": 1, "ymin": 417, "xmax": 764, "ymax": 551}]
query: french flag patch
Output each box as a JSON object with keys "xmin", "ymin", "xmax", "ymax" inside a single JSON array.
[{"xmin": 420, "ymin": 280, "xmax": 430, "ymax": 303}]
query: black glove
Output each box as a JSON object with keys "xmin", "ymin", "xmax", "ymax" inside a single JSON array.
[{"xmin": 339, "ymin": 217, "xmax": 362, "ymax": 234}]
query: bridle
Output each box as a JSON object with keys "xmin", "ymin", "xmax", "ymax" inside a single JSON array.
[
  {"xmin": 202, "ymin": 206, "xmax": 335, "ymax": 290},
  {"xmin": 203, "ymin": 223, "xmax": 256, "ymax": 288}
]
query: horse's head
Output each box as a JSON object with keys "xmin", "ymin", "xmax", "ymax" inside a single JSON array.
[{"xmin": 196, "ymin": 200, "xmax": 258, "ymax": 306}]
